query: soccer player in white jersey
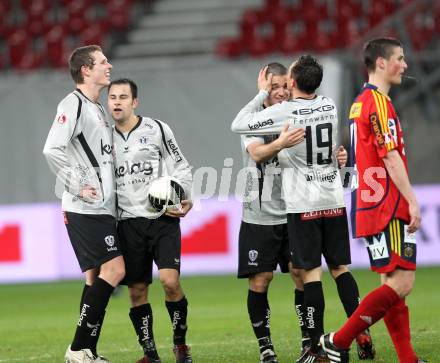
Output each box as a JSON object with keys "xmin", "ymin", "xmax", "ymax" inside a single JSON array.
[
  {"xmin": 236, "ymin": 62, "xmax": 307, "ymax": 363},
  {"xmin": 231, "ymin": 55, "xmax": 375, "ymax": 362},
  {"xmin": 107, "ymin": 78, "xmax": 193, "ymax": 363},
  {"xmin": 43, "ymin": 45, "xmax": 125, "ymax": 363}
]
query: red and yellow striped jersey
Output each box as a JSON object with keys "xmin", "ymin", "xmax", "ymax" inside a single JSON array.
[{"xmin": 349, "ymin": 83, "xmax": 410, "ymax": 237}]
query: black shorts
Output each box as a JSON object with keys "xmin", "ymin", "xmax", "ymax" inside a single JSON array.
[
  {"xmin": 237, "ymin": 221, "xmax": 291, "ymax": 279},
  {"xmin": 117, "ymin": 215, "xmax": 181, "ymax": 285},
  {"xmin": 364, "ymin": 218, "xmax": 417, "ymax": 273},
  {"xmin": 64, "ymin": 212, "xmax": 121, "ymax": 272},
  {"xmin": 287, "ymin": 208, "xmax": 351, "ymax": 270}
]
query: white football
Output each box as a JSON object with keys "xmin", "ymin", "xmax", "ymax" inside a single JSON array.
[{"xmin": 147, "ymin": 176, "xmax": 186, "ymax": 212}]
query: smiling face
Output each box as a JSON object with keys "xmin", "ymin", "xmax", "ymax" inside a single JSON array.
[
  {"xmin": 383, "ymin": 46, "xmax": 407, "ymax": 85},
  {"xmin": 266, "ymin": 74, "xmax": 290, "ymax": 106},
  {"xmin": 85, "ymin": 51, "xmax": 112, "ymax": 88},
  {"xmin": 107, "ymin": 83, "xmax": 138, "ymax": 124}
]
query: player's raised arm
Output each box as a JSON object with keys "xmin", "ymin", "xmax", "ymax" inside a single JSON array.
[{"xmin": 231, "ymin": 67, "xmax": 294, "ymax": 135}]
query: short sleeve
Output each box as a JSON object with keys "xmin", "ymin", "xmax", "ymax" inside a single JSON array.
[
  {"xmin": 241, "ymin": 135, "xmax": 264, "ymax": 151},
  {"xmin": 367, "ymin": 90, "xmax": 397, "ymax": 158}
]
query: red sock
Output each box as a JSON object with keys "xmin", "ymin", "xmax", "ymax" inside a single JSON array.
[
  {"xmin": 384, "ymin": 299, "xmax": 418, "ymax": 363},
  {"xmin": 334, "ymin": 284, "xmax": 400, "ymax": 349}
]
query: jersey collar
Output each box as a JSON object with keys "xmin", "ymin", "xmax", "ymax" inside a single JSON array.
[
  {"xmin": 114, "ymin": 116, "xmax": 142, "ymax": 141},
  {"xmin": 363, "ymin": 83, "xmax": 391, "ymax": 100}
]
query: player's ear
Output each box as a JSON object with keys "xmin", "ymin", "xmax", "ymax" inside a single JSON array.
[
  {"xmin": 376, "ymin": 57, "xmax": 386, "ymax": 71},
  {"xmin": 81, "ymin": 64, "xmax": 90, "ymax": 78},
  {"xmin": 132, "ymin": 98, "xmax": 139, "ymax": 109}
]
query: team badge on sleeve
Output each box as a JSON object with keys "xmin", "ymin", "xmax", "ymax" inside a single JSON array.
[
  {"xmin": 57, "ymin": 113, "xmax": 67, "ymax": 124},
  {"xmin": 349, "ymin": 102, "xmax": 363, "ymax": 118}
]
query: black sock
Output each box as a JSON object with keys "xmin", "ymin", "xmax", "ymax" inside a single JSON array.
[
  {"xmin": 89, "ymin": 311, "xmax": 105, "ymax": 356},
  {"xmin": 303, "ymin": 281, "xmax": 325, "ymax": 353},
  {"xmin": 71, "ymin": 278, "xmax": 114, "ymax": 351},
  {"xmin": 294, "ymin": 289, "xmax": 309, "ymax": 347},
  {"xmin": 130, "ymin": 304, "xmax": 159, "ymax": 359},
  {"xmin": 336, "ymin": 271, "xmax": 360, "ymax": 317},
  {"xmin": 165, "ymin": 297, "xmax": 188, "ymax": 345},
  {"xmin": 80, "ymin": 284, "xmax": 90, "ymax": 313},
  {"xmin": 247, "ymin": 290, "xmax": 274, "ymax": 354},
  {"xmin": 80, "ymin": 284, "xmax": 104, "ymax": 356}
]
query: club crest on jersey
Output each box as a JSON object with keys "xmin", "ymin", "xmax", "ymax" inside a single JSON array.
[
  {"xmin": 57, "ymin": 113, "xmax": 67, "ymax": 124},
  {"xmin": 139, "ymin": 136, "xmax": 149, "ymax": 144},
  {"xmin": 349, "ymin": 102, "xmax": 362, "ymax": 118},
  {"xmin": 248, "ymin": 250, "xmax": 258, "ymax": 266},
  {"xmin": 388, "ymin": 119, "xmax": 397, "ymax": 142}
]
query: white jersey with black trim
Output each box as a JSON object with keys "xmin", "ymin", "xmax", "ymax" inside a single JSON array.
[
  {"xmin": 236, "ymin": 93, "xmax": 286, "ymax": 225},
  {"xmin": 241, "ymin": 135, "xmax": 287, "ymax": 225},
  {"xmin": 113, "ymin": 116, "xmax": 192, "ymax": 220},
  {"xmin": 231, "ymin": 90, "xmax": 345, "ymax": 213},
  {"xmin": 43, "ymin": 89, "xmax": 116, "ymax": 216}
]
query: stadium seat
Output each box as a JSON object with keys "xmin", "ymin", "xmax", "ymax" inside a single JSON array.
[
  {"xmin": 80, "ymin": 23, "xmax": 105, "ymax": 47},
  {"xmin": 45, "ymin": 25, "xmax": 72, "ymax": 68},
  {"xmin": 25, "ymin": 0, "xmax": 52, "ymax": 37},
  {"xmin": 215, "ymin": 38, "xmax": 243, "ymax": 58},
  {"xmin": 104, "ymin": 0, "xmax": 134, "ymax": 31},
  {"xmin": 6, "ymin": 29, "xmax": 30, "ymax": 65},
  {"xmin": 14, "ymin": 49, "xmax": 44, "ymax": 71}
]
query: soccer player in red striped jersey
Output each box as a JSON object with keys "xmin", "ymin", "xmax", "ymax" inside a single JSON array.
[{"xmin": 321, "ymin": 38, "xmax": 424, "ymax": 363}]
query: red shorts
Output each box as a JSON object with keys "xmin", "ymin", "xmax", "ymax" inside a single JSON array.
[{"xmin": 363, "ymin": 218, "xmax": 416, "ymax": 273}]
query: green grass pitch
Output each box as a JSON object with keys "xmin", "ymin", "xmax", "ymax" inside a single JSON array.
[{"xmin": 0, "ymin": 267, "xmax": 438, "ymax": 362}]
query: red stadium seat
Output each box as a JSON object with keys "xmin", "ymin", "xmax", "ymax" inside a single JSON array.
[
  {"xmin": 45, "ymin": 25, "xmax": 71, "ymax": 68},
  {"xmin": 215, "ymin": 38, "xmax": 243, "ymax": 58},
  {"xmin": 14, "ymin": 50, "xmax": 44, "ymax": 71},
  {"xmin": 104, "ymin": 0, "xmax": 135, "ymax": 31},
  {"xmin": 248, "ymin": 36, "xmax": 271, "ymax": 57},
  {"xmin": 6, "ymin": 29, "xmax": 31, "ymax": 66},
  {"xmin": 25, "ymin": 1, "xmax": 52, "ymax": 37},
  {"xmin": 79, "ymin": 23, "xmax": 105, "ymax": 46},
  {"xmin": 280, "ymin": 33, "xmax": 303, "ymax": 55},
  {"xmin": 20, "ymin": 0, "xmax": 50, "ymax": 11}
]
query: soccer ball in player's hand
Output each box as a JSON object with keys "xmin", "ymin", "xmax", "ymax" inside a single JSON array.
[{"xmin": 147, "ymin": 176, "xmax": 186, "ymax": 212}]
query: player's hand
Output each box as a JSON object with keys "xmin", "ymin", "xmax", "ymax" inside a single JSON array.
[
  {"xmin": 408, "ymin": 200, "xmax": 421, "ymax": 233},
  {"xmin": 257, "ymin": 66, "xmax": 272, "ymax": 93},
  {"xmin": 275, "ymin": 124, "xmax": 305, "ymax": 149},
  {"xmin": 79, "ymin": 185, "xmax": 100, "ymax": 202},
  {"xmin": 336, "ymin": 145, "xmax": 347, "ymax": 168},
  {"xmin": 165, "ymin": 200, "xmax": 193, "ymax": 218}
]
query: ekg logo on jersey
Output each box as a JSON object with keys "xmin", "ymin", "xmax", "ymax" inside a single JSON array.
[{"xmin": 0, "ymin": 224, "xmax": 22, "ymax": 263}]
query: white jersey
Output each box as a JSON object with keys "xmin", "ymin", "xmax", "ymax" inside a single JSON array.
[
  {"xmin": 113, "ymin": 116, "xmax": 192, "ymax": 220},
  {"xmin": 43, "ymin": 89, "xmax": 116, "ymax": 216},
  {"xmin": 241, "ymin": 135, "xmax": 287, "ymax": 225},
  {"xmin": 231, "ymin": 90, "xmax": 345, "ymax": 213}
]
